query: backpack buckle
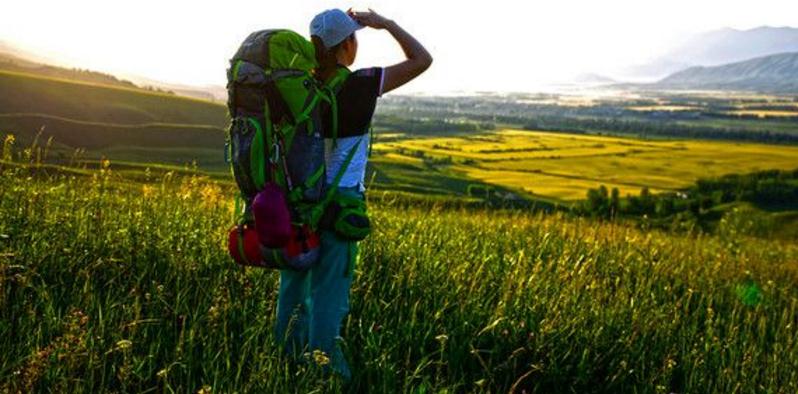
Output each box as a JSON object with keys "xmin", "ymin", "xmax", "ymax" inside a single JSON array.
[{"xmin": 270, "ymin": 142, "xmax": 280, "ymax": 164}]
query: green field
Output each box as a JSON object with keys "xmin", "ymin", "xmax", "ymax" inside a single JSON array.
[
  {"xmin": 2, "ymin": 161, "xmax": 797, "ymax": 393},
  {"xmin": 373, "ymin": 129, "xmax": 798, "ymax": 201}
]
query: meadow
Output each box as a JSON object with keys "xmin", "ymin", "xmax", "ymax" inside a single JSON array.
[{"xmin": 1, "ymin": 154, "xmax": 798, "ymax": 393}]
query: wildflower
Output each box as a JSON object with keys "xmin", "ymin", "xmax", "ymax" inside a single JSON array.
[
  {"xmin": 116, "ymin": 340, "xmax": 132, "ymax": 350},
  {"xmin": 312, "ymin": 350, "xmax": 330, "ymax": 366},
  {"xmin": 2, "ymin": 134, "xmax": 14, "ymax": 161}
]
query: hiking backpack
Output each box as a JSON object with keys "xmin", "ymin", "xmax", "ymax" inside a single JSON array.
[{"xmin": 225, "ymin": 29, "xmax": 356, "ymax": 270}]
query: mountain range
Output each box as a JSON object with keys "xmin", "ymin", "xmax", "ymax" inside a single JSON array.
[
  {"xmin": 622, "ymin": 26, "xmax": 798, "ymax": 81},
  {"xmin": 656, "ymin": 52, "xmax": 798, "ymax": 92}
]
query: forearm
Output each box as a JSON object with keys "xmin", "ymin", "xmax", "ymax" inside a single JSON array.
[
  {"xmin": 350, "ymin": 9, "xmax": 433, "ymax": 94},
  {"xmin": 385, "ymin": 20, "xmax": 431, "ymax": 64}
]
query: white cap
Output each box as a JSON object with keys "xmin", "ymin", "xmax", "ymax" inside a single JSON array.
[{"xmin": 309, "ymin": 9, "xmax": 364, "ymax": 48}]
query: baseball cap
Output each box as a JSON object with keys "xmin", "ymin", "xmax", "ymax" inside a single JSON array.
[{"xmin": 309, "ymin": 9, "xmax": 364, "ymax": 49}]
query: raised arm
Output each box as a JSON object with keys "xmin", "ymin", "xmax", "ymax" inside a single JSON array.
[{"xmin": 349, "ymin": 9, "xmax": 433, "ymax": 94}]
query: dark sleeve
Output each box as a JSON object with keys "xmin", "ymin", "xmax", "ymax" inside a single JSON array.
[{"xmin": 322, "ymin": 67, "xmax": 383, "ymax": 138}]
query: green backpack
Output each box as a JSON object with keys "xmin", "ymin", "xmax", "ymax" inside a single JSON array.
[{"xmin": 225, "ymin": 29, "xmax": 357, "ymax": 270}]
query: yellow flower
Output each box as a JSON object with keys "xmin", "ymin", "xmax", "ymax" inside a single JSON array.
[
  {"xmin": 312, "ymin": 350, "xmax": 330, "ymax": 366},
  {"xmin": 116, "ymin": 339, "xmax": 132, "ymax": 350}
]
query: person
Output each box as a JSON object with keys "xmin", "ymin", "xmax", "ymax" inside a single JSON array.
[{"xmin": 274, "ymin": 8, "xmax": 432, "ymax": 380}]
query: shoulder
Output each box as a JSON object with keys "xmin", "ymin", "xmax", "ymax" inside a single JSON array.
[
  {"xmin": 342, "ymin": 67, "xmax": 384, "ymax": 97},
  {"xmin": 352, "ymin": 67, "xmax": 383, "ymax": 78}
]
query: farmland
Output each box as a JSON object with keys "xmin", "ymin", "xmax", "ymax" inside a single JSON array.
[{"xmin": 371, "ymin": 129, "xmax": 798, "ymax": 201}]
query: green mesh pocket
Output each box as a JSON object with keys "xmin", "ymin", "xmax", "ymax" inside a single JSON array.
[{"xmin": 331, "ymin": 194, "xmax": 370, "ymax": 241}]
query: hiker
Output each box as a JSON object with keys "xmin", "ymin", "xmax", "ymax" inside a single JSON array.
[{"xmin": 274, "ymin": 8, "xmax": 432, "ymax": 380}]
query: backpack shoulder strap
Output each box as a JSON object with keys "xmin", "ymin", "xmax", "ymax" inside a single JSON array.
[
  {"xmin": 328, "ymin": 137, "xmax": 362, "ymax": 194},
  {"xmin": 325, "ymin": 66, "xmax": 351, "ymax": 92},
  {"xmin": 320, "ymin": 67, "xmax": 352, "ymax": 145}
]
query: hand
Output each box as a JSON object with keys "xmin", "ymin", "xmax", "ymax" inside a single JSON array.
[{"xmin": 347, "ymin": 8, "xmax": 392, "ymax": 30}]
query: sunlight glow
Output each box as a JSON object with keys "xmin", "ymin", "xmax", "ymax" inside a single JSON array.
[{"xmin": 1, "ymin": 0, "xmax": 796, "ymax": 93}]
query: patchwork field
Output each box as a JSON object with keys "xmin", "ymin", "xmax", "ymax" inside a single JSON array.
[{"xmin": 372, "ymin": 129, "xmax": 798, "ymax": 201}]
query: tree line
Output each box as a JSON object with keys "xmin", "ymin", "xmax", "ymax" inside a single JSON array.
[{"xmin": 579, "ymin": 168, "xmax": 798, "ymax": 225}]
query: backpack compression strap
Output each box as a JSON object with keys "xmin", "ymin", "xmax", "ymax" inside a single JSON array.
[{"xmin": 272, "ymin": 69, "xmax": 341, "ymax": 152}]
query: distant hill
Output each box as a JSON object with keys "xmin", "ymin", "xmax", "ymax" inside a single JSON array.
[
  {"xmin": 623, "ymin": 26, "xmax": 798, "ymax": 80},
  {"xmin": 0, "ymin": 70, "xmax": 228, "ymax": 170},
  {"xmin": 0, "ymin": 70, "xmax": 226, "ymax": 126},
  {"xmin": 571, "ymin": 73, "xmax": 616, "ymax": 85},
  {"xmin": 0, "ymin": 51, "xmax": 142, "ymax": 90},
  {"xmin": 656, "ymin": 52, "xmax": 798, "ymax": 92},
  {"xmin": 123, "ymin": 74, "xmax": 228, "ymax": 102}
]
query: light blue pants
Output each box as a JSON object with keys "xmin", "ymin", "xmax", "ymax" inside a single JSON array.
[{"xmin": 274, "ymin": 188, "xmax": 361, "ymax": 380}]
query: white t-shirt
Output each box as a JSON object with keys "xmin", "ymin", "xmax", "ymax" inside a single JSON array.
[{"xmin": 325, "ymin": 134, "xmax": 369, "ymax": 192}]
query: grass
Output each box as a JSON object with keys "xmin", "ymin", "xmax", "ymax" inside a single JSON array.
[
  {"xmin": 0, "ymin": 113, "xmax": 224, "ymax": 150},
  {"xmin": 1, "ymin": 161, "xmax": 797, "ymax": 393}
]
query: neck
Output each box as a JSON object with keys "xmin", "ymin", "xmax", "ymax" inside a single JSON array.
[
  {"xmin": 317, "ymin": 64, "xmax": 346, "ymax": 83},
  {"xmin": 336, "ymin": 51, "xmax": 349, "ymax": 68}
]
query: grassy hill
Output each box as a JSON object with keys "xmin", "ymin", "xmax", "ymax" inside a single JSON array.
[
  {"xmin": 0, "ymin": 70, "xmax": 227, "ymax": 126},
  {"xmin": 0, "ymin": 51, "xmax": 140, "ymax": 90},
  {"xmin": 657, "ymin": 52, "xmax": 798, "ymax": 92},
  {"xmin": 0, "ymin": 70, "xmax": 227, "ymax": 170}
]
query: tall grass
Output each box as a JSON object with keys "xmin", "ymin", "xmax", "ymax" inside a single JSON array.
[{"xmin": 1, "ymin": 159, "xmax": 796, "ymax": 392}]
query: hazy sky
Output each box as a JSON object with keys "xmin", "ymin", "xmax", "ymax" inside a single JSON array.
[{"xmin": 1, "ymin": 0, "xmax": 796, "ymax": 93}]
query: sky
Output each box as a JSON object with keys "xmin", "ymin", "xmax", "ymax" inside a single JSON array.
[{"xmin": 1, "ymin": 0, "xmax": 796, "ymax": 93}]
